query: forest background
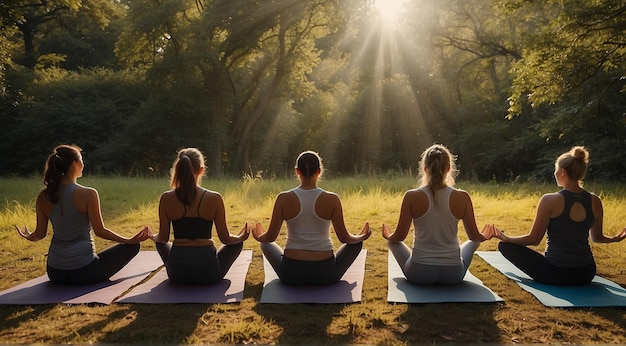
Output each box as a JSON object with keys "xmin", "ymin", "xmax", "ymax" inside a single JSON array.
[{"xmin": 1, "ymin": 0, "xmax": 625, "ymax": 182}]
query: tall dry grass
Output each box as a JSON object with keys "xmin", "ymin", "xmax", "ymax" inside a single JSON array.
[{"xmin": 1, "ymin": 176, "xmax": 625, "ymax": 344}]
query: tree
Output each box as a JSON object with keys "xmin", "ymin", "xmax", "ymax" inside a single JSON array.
[{"xmin": 117, "ymin": 0, "xmax": 343, "ymax": 177}]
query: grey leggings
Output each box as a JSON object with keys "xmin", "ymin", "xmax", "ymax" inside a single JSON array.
[
  {"xmin": 156, "ymin": 242, "xmax": 243, "ymax": 285},
  {"xmin": 47, "ymin": 243, "xmax": 140, "ymax": 285},
  {"xmin": 388, "ymin": 240, "xmax": 480, "ymax": 285},
  {"xmin": 261, "ymin": 242, "xmax": 363, "ymax": 285}
]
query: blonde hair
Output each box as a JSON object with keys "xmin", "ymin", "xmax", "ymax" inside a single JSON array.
[
  {"xmin": 419, "ymin": 144, "xmax": 458, "ymax": 195},
  {"xmin": 556, "ymin": 146, "xmax": 589, "ymax": 185}
]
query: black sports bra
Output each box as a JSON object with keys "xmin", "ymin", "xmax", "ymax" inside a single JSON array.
[{"xmin": 172, "ymin": 190, "xmax": 213, "ymax": 239}]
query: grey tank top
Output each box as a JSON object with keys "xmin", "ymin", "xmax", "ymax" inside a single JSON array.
[{"xmin": 47, "ymin": 184, "xmax": 97, "ymax": 270}]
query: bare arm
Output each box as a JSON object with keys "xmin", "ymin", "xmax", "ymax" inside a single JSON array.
[
  {"xmin": 495, "ymin": 194, "xmax": 551, "ymax": 245},
  {"xmin": 151, "ymin": 192, "xmax": 173, "ymax": 243},
  {"xmin": 211, "ymin": 192, "xmax": 249, "ymax": 245},
  {"xmin": 87, "ymin": 188, "xmax": 149, "ymax": 244},
  {"xmin": 327, "ymin": 193, "xmax": 370, "ymax": 244},
  {"xmin": 15, "ymin": 191, "xmax": 49, "ymax": 242},
  {"xmin": 252, "ymin": 193, "xmax": 287, "ymax": 243},
  {"xmin": 382, "ymin": 191, "xmax": 414, "ymax": 242},
  {"xmin": 589, "ymin": 194, "xmax": 626, "ymax": 243},
  {"xmin": 457, "ymin": 190, "xmax": 492, "ymax": 242}
]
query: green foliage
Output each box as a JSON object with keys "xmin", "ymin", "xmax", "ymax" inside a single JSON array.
[{"xmin": 0, "ymin": 68, "xmax": 147, "ymax": 175}]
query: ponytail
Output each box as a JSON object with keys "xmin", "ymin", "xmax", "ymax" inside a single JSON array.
[
  {"xmin": 43, "ymin": 145, "xmax": 82, "ymax": 203},
  {"xmin": 170, "ymin": 148, "xmax": 205, "ymax": 205},
  {"xmin": 418, "ymin": 144, "xmax": 458, "ymax": 200},
  {"xmin": 295, "ymin": 150, "xmax": 323, "ymax": 179}
]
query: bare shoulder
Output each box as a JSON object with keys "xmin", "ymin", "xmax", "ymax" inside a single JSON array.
[
  {"xmin": 75, "ymin": 184, "xmax": 98, "ymax": 199},
  {"xmin": 159, "ymin": 189, "xmax": 177, "ymax": 202},
  {"xmin": 540, "ymin": 192, "xmax": 562, "ymax": 203},
  {"xmin": 203, "ymin": 189, "xmax": 224, "ymax": 201},
  {"xmin": 36, "ymin": 189, "xmax": 52, "ymax": 210},
  {"xmin": 451, "ymin": 188, "xmax": 471, "ymax": 200},
  {"xmin": 404, "ymin": 188, "xmax": 427, "ymax": 202},
  {"xmin": 320, "ymin": 190, "xmax": 341, "ymax": 204}
]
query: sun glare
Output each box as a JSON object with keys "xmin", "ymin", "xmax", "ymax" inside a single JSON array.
[{"xmin": 373, "ymin": 0, "xmax": 406, "ymax": 25}]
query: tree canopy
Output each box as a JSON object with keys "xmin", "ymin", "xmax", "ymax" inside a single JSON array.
[{"xmin": 1, "ymin": 0, "xmax": 624, "ymax": 181}]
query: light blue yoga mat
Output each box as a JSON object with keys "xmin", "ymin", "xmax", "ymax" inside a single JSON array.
[
  {"xmin": 387, "ymin": 251, "xmax": 503, "ymax": 303},
  {"xmin": 259, "ymin": 250, "xmax": 367, "ymax": 304},
  {"xmin": 117, "ymin": 250, "xmax": 252, "ymax": 304},
  {"xmin": 0, "ymin": 251, "xmax": 162, "ymax": 305},
  {"xmin": 476, "ymin": 251, "xmax": 626, "ymax": 307}
]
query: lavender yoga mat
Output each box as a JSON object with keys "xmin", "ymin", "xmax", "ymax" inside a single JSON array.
[
  {"xmin": 0, "ymin": 251, "xmax": 162, "ymax": 305},
  {"xmin": 117, "ymin": 250, "xmax": 252, "ymax": 304},
  {"xmin": 259, "ymin": 249, "xmax": 367, "ymax": 304},
  {"xmin": 387, "ymin": 251, "xmax": 503, "ymax": 303}
]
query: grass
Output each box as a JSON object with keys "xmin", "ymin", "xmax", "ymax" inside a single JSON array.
[{"xmin": 1, "ymin": 176, "xmax": 626, "ymax": 344}]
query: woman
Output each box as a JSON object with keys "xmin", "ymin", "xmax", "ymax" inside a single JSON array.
[
  {"xmin": 383, "ymin": 144, "xmax": 494, "ymax": 285},
  {"xmin": 252, "ymin": 150, "xmax": 371, "ymax": 285},
  {"xmin": 491, "ymin": 146, "xmax": 626, "ymax": 285},
  {"xmin": 149, "ymin": 148, "xmax": 249, "ymax": 285},
  {"xmin": 16, "ymin": 144, "xmax": 149, "ymax": 285}
]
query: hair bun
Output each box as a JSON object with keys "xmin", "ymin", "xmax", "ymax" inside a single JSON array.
[{"xmin": 572, "ymin": 146, "xmax": 589, "ymax": 163}]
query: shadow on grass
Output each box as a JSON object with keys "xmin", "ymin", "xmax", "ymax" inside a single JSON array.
[
  {"xmin": 98, "ymin": 304, "xmax": 209, "ymax": 344},
  {"xmin": 0, "ymin": 305, "xmax": 53, "ymax": 330},
  {"xmin": 254, "ymin": 302, "xmax": 347, "ymax": 344},
  {"xmin": 395, "ymin": 302, "xmax": 503, "ymax": 343}
]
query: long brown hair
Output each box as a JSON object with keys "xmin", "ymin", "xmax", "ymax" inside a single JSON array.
[
  {"xmin": 170, "ymin": 148, "xmax": 205, "ymax": 205},
  {"xmin": 43, "ymin": 145, "xmax": 82, "ymax": 203}
]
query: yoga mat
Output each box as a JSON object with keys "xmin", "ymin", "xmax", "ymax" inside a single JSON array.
[
  {"xmin": 0, "ymin": 251, "xmax": 162, "ymax": 305},
  {"xmin": 387, "ymin": 251, "xmax": 503, "ymax": 303},
  {"xmin": 259, "ymin": 249, "xmax": 367, "ymax": 304},
  {"xmin": 476, "ymin": 251, "xmax": 626, "ymax": 307},
  {"xmin": 117, "ymin": 250, "xmax": 252, "ymax": 304}
]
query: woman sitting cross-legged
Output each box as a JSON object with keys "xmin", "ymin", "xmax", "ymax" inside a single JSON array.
[
  {"xmin": 489, "ymin": 146, "xmax": 626, "ymax": 286},
  {"xmin": 252, "ymin": 150, "xmax": 371, "ymax": 285},
  {"xmin": 383, "ymin": 144, "xmax": 494, "ymax": 285},
  {"xmin": 148, "ymin": 148, "xmax": 249, "ymax": 285},
  {"xmin": 16, "ymin": 144, "xmax": 150, "ymax": 285}
]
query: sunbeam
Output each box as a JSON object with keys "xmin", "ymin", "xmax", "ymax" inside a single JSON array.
[
  {"xmin": 308, "ymin": 1, "xmax": 441, "ymax": 173},
  {"xmin": 373, "ymin": 0, "xmax": 408, "ymax": 27}
]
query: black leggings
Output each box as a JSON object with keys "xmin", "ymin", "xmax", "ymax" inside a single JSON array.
[
  {"xmin": 498, "ymin": 242, "xmax": 596, "ymax": 286},
  {"xmin": 156, "ymin": 242, "xmax": 243, "ymax": 285},
  {"xmin": 47, "ymin": 243, "xmax": 140, "ymax": 285}
]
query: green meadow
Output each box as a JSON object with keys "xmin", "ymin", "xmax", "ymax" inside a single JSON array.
[{"xmin": 1, "ymin": 176, "xmax": 625, "ymax": 344}]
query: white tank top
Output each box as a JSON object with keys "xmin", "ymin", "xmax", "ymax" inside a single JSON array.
[
  {"xmin": 284, "ymin": 187, "xmax": 333, "ymax": 251},
  {"xmin": 411, "ymin": 186, "xmax": 461, "ymax": 266}
]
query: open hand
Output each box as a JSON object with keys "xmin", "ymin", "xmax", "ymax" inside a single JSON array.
[
  {"xmin": 612, "ymin": 227, "xmax": 626, "ymax": 243},
  {"xmin": 15, "ymin": 225, "xmax": 32, "ymax": 240}
]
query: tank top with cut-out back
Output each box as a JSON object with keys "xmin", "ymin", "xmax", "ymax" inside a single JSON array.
[{"xmin": 545, "ymin": 189, "xmax": 594, "ymax": 267}]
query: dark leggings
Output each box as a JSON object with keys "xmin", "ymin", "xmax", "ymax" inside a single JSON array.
[
  {"xmin": 47, "ymin": 243, "xmax": 140, "ymax": 285},
  {"xmin": 498, "ymin": 242, "xmax": 596, "ymax": 286},
  {"xmin": 261, "ymin": 241, "xmax": 363, "ymax": 285},
  {"xmin": 156, "ymin": 242, "xmax": 243, "ymax": 285}
]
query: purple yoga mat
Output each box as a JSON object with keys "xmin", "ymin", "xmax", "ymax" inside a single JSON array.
[
  {"xmin": 116, "ymin": 250, "xmax": 252, "ymax": 304},
  {"xmin": 259, "ymin": 249, "xmax": 367, "ymax": 304},
  {"xmin": 0, "ymin": 251, "xmax": 163, "ymax": 305}
]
